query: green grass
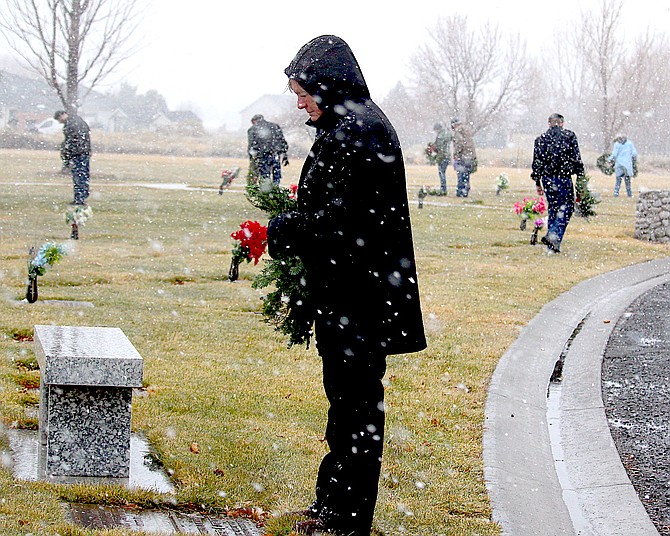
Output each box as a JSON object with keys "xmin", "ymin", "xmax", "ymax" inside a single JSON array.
[{"xmin": 0, "ymin": 148, "xmax": 667, "ymax": 535}]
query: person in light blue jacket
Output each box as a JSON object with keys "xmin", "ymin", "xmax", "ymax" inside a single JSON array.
[{"xmin": 608, "ymin": 135, "xmax": 638, "ymax": 197}]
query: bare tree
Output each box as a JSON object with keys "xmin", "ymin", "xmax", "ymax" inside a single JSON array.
[
  {"xmin": 0, "ymin": 0, "xmax": 144, "ymax": 113},
  {"xmin": 576, "ymin": 0, "xmax": 627, "ymax": 150},
  {"xmin": 619, "ymin": 32, "xmax": 670, "ymax": 153},
  {"xmin": 410, "ymin": 15, "xmax": 532, "ymax": 133},
  {"xmin": 543, "ymin": 0, "xmax": 669, "ymax": 153},
  {"xmin": 380, "ymin": 82, "xmax": 425, "ymax": 146}
]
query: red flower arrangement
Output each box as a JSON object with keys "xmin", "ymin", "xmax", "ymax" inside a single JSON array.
[
  {"xmin": 424, "ymin": 142, "xmax": 439, "ymax": 165},
  {"xmin": 288, "ymin": 183, "xmax": 298, "ymax": 199},
  {"xmin": 229, "ymin": 220, "xmax": 267, "ymax": 281},
  {"xmin": 218, "ymin": 166, "xmax": 241, "ymax": 194}
]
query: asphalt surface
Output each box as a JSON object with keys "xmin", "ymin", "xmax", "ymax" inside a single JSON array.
[
  {"xmin": 484, "ymin": 257, "xmax": 670, "ymax": 536},
  {"xmin": 602, "ymin": 281, "xmax": 670, "ymax": 535}
]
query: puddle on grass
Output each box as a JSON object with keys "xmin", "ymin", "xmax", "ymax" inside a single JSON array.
[
  {"xmin": 7, "ymin": 429, "xmax": 174, "ymax": 493},
  {"xmin": 67, "ymin": 504, "xmax": 262, "ymax": 535},
  {"xmin": 13, "ymin": 299, "xmax": 95, "ymax": 308},
  {"xmin": 6, "ymin": 430, "xmax": 263, "ymax": 535}
]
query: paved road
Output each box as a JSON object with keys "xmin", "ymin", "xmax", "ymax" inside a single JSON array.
[
  {"xmin": 602, "ymin": 281, "xmax": 670, "ymax": 535},
  {"xmin": 484, "ymin": 257, "xmax": 670, "ymax": 536}
]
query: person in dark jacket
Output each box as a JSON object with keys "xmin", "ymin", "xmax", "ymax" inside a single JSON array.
[
  {"xmin": 54, "ymin": 110, "xmax": 91, "ymax": 205},
  {"xmin": 268, "ymin": 35, "xmax": 426, "ymax": 536},
  {"xmin": 531, "ymin": 113, "xmax": 585, "ymax": 254},
  {"xmin": 433, "ymin": 122, "xmax": 453, "ymax": 194},
  {"xmin": 247, "ymin": 114, "xmax": 289, "ymax": 185}
]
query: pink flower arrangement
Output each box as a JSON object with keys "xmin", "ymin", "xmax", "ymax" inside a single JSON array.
[{"xmin": 513, "ymin": 197, "xmax": 547, "ymax": 221}]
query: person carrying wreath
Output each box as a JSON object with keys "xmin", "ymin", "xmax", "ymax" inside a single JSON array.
[
  {"xmin": 267, "ymin": 35, "xmax": 426, "ymax": 536},
  {"xmin": 608, "ymin": 135, "xmax": 638, "ymax": 198}
]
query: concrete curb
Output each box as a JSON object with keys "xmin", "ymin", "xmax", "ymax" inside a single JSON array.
[{"xmin": 484, "ymin": 257, "xmax": 670, "ymax": 536}]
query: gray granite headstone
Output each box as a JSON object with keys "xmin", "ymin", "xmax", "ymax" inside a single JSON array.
[{"xmin": 34, "ymin": 325, "xmax": 143, "ymax": 478}]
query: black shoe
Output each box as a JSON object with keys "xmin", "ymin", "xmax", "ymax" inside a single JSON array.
[{"xmin": 540, "ymin": 235, "xmax": 560, "ymax": 253}]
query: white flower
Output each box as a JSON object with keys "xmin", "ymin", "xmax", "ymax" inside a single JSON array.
[{"xmin": 65, "ymin": 205, "xmax": 93, "ymax": 225}]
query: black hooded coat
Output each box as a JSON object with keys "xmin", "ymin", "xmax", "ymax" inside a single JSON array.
[{"xmin": 270, "ymin": 35, "xmax": 426, "ymax": 356}]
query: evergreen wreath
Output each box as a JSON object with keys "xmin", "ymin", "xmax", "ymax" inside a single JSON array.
[
  {"xmin": 596, "ymin": 153, "xmax": 614, "ymax": 175},
  {"xmin": 245, "ymin": 183, "xmax": 312, "ymax": 348}
]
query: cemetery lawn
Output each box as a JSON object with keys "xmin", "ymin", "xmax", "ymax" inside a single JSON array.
[{"xmin": 0, "ymin": 148, "xmax": 667, "ymax": 536}]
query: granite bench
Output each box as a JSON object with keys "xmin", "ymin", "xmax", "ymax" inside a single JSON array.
[{"xmin": 34, "ymin": 325, "xmax": 143, "ymax": 479}]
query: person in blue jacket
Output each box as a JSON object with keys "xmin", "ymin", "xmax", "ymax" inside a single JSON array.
[{"xmin": 608, "ymin": 135, "xmax": 638, "ymax": 197}]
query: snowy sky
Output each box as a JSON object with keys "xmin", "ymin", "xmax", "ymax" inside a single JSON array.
[{"xmin": 5, "ymin": 0, "xmax": 669, "ymax": 130}]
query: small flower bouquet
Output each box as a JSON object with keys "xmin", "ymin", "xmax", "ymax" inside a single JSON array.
[
  {"xmin": 496, "ymin": 173, "xmax": 509, "ymax": 195},
  {"xmin": 219, "ymin": 166, "xmax": 241, "ymax": 194},
  {"xmin": 228, "ymin": 220, "xmax": 267, "ymax": 281},
  {"xmin": 26, "ymin": 242, "xmax": 67, "ymax": 303},
  {"xmin": 513, "ymin": 197, "xmax": 546, "ymax": 229},
  {"xmin": 530, "ymin": 217, "xmax": 545, "ymax": 245},
  {"xmin": 513, "ymin": 197, "xmax": 547, "ymax": 245},
  {"xmin": 65, "ymin": 205, "xmax": 93, "ymax": 239},
  {"xmin": 424, "ymin": 142, "xmax": 439, "ymax": 165},
  {"xmin": 245, "ymin": 182, "xmax": 312, "ymax": 348}
]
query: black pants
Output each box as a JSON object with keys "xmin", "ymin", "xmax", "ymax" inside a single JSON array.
[{"xmin": 311, "ymin": 321, "xmax": 387, "ymax": 536}]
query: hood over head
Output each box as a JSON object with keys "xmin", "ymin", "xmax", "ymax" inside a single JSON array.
[{"xmin": 285, "ymin": 35, "xmax": 370, "ymax": 114}]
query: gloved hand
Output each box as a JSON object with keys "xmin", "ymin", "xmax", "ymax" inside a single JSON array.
[
  {"xmin": 267, "ymin": 213, "xmax": 294, "ymax": 259},
  {"xmin": 282, "ymin": 154, "xmax": 289, "ymax": 166}
]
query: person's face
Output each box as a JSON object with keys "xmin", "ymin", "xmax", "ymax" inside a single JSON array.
[
  {"xmin": 56, "ymin": 113, "xmax": 68, "ymax": 124},
  {"xmin": 290, "ymin": 80, "xmax": 323, "ymax": 122}
]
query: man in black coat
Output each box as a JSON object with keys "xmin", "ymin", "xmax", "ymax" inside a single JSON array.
[
  {"xmin": 531, "ymin": 113, "xmax": 585, "ymax": 253},
  {"xmin": 268, "ymin": 35, "xmax": 426, "ymax": 536},
  {"xmin": 55, "ymin": 110, "xmax": 91, "ymax": 205},
  {"xmin": 247, "ymin": 114, "xmax": 289, "ymax": 185}
]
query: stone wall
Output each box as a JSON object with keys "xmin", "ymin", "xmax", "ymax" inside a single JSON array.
[{"xmin": 635, "ymin": 190, "xmax": 670, "ymax": 243}]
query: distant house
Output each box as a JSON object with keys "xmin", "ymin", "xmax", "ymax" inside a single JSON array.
[
  {"xmin": 150, "ymin": 110, "xmax": 203, "ymax": 135},
  {"xmin": 238, "ymin": 94, "xmax": 295, "ymax": 131},
  {"xmin": 0, "ymin": 69, "xmax": 206, "ymax": 135},
  {"xmin": 0, "ymin": 70, "xmax": 61, "ymax": 130},
  {"xmin": 0, "ymin": 69, "xmax": 130, "ymax": 133},
  {"xmin": 80, "ymin": 90, "xmax": 130, "ymax": 132},
  {"xmin": 81, "ymin": 108, "xmax": 129, "ymax": 133}
]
